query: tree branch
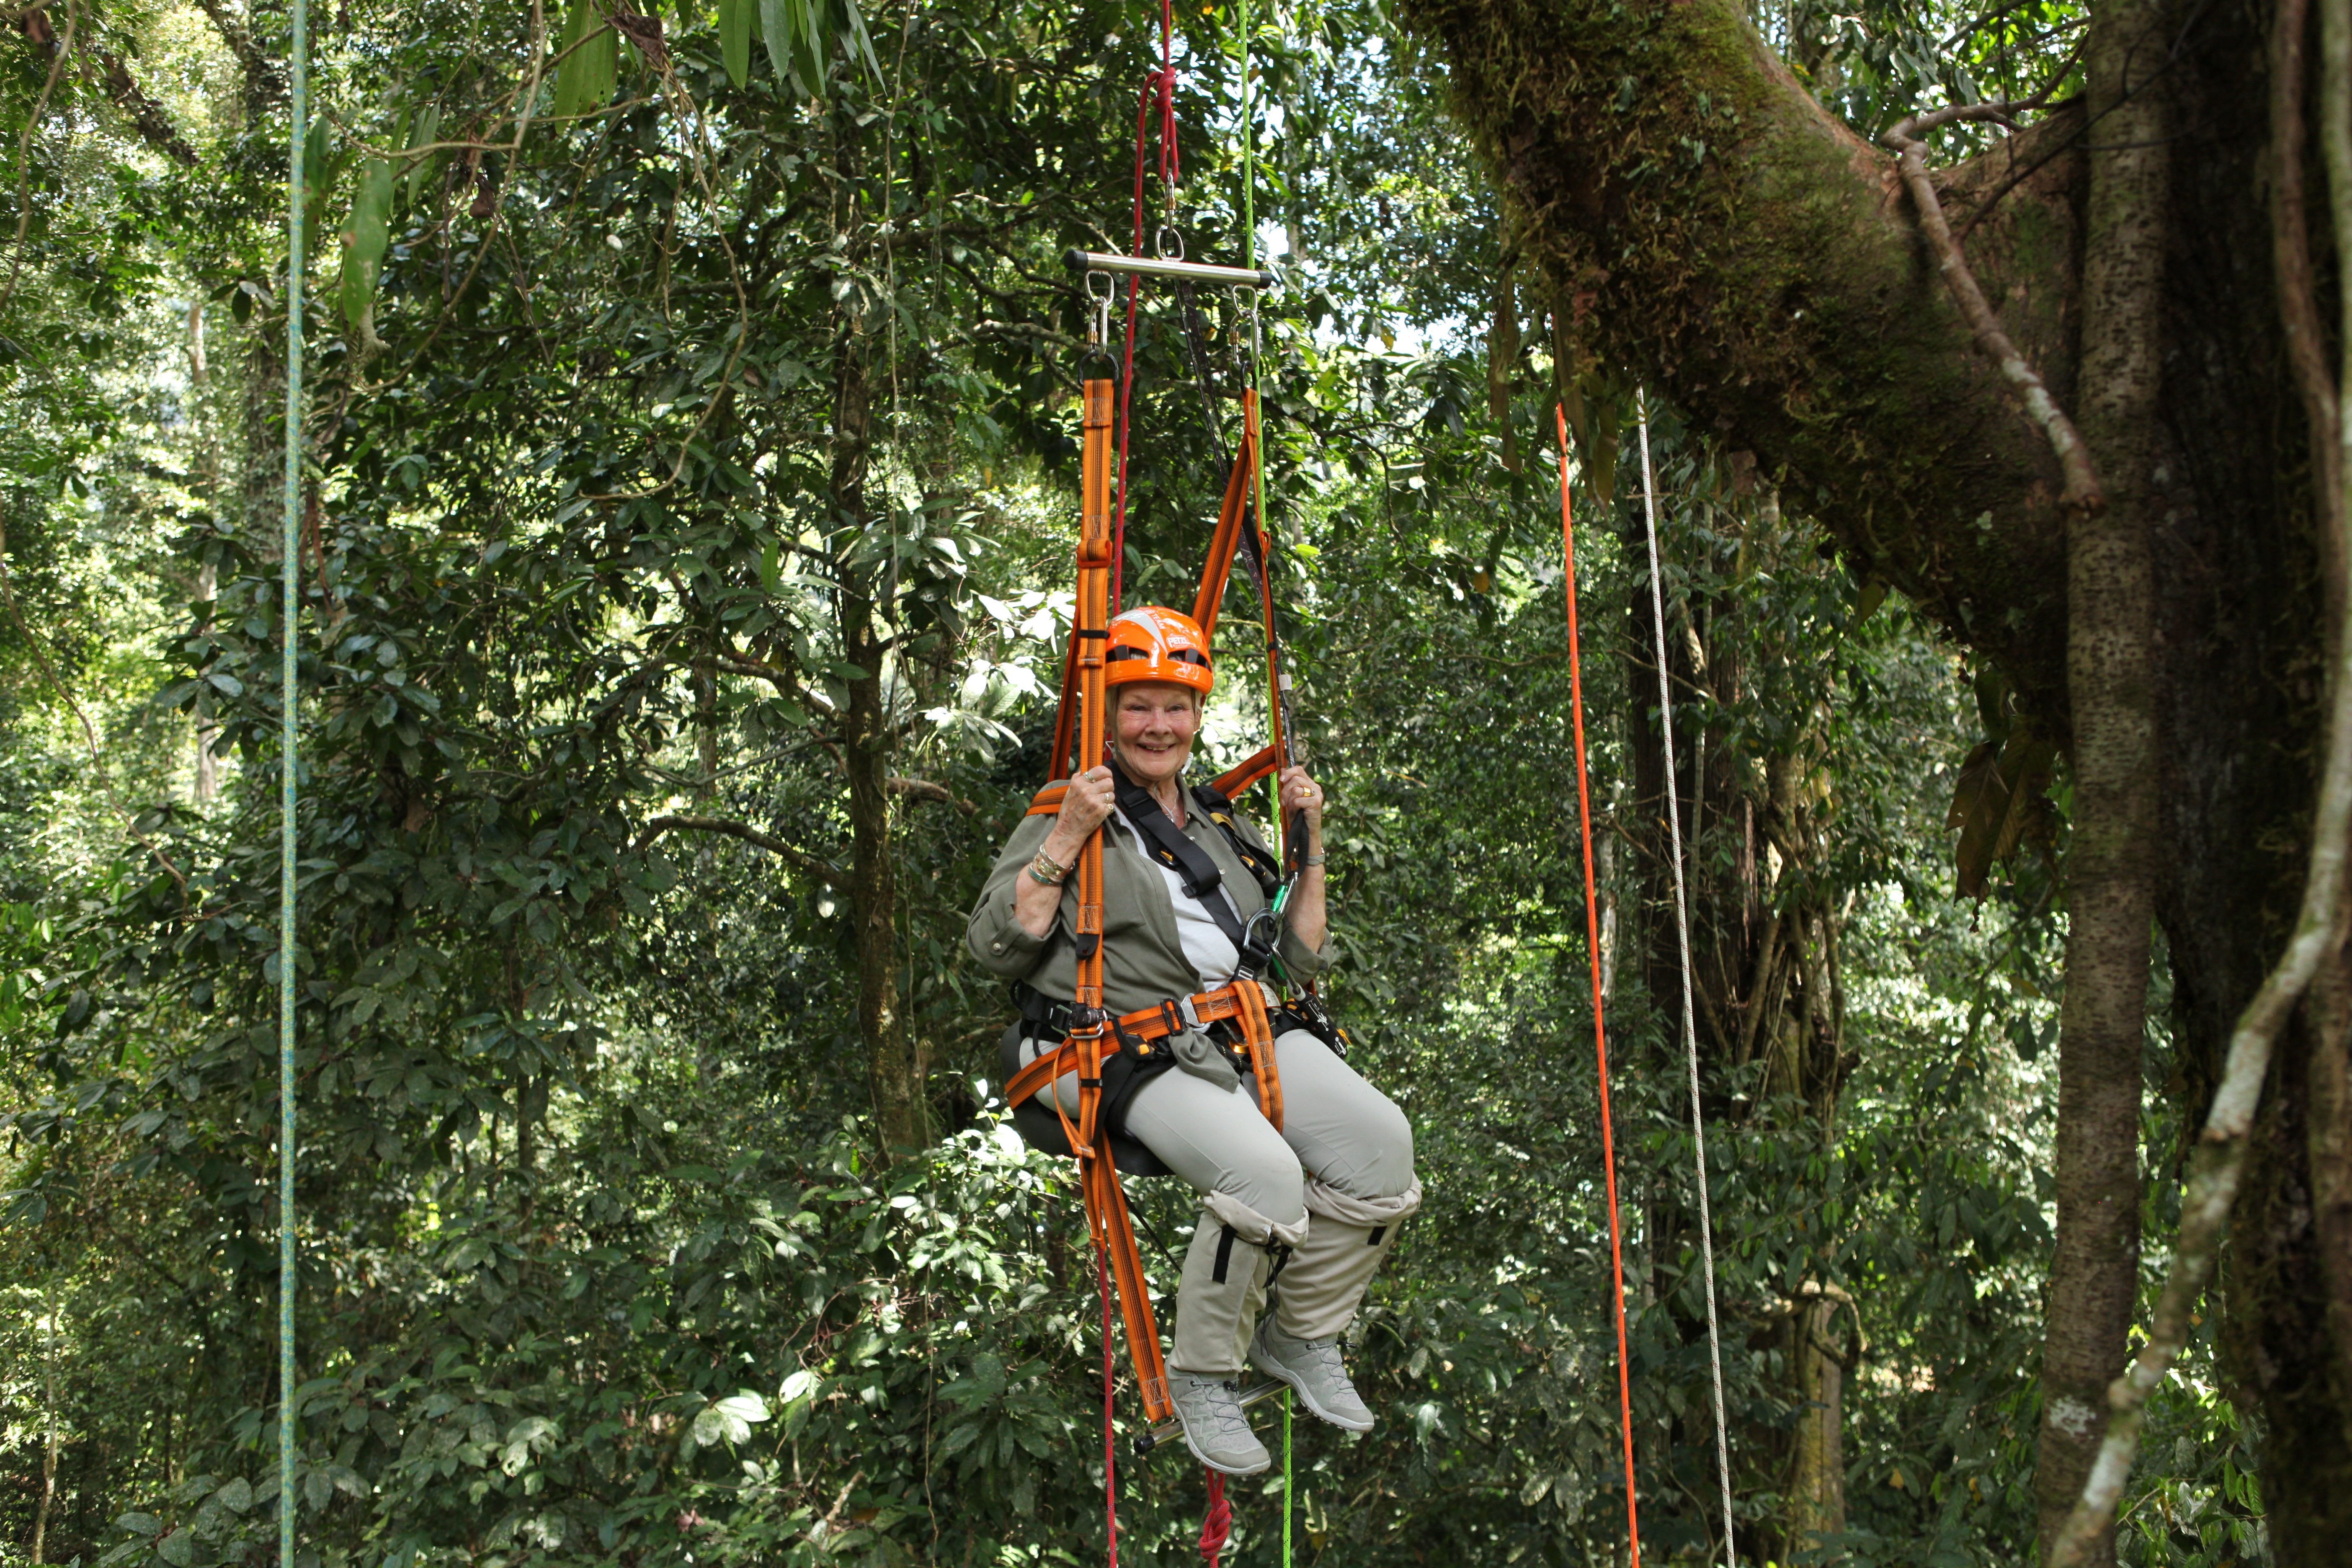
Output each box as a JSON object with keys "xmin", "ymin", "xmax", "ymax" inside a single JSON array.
[
  {"xmin": 0, "ymin": 0, "xmax": 75, "ymax": 318},
  {"xmin": 90, "ymin": 45, "xmax": 198, "ymax": 165},
  {"xmin": 886, "ymin": 776, "xmax": 971, "ymax": 814},
  {"xmin": 708, "ymin": 650, "xmax": 841, "ymax": 717},
  {"xmin": 635, "ymin": 815, "xmax": 848, "ymax": 889},
  {"xmin": 190, "ymin": 0, "xmax": 279, "ymax": 103},
  {"xmin": 1882, "ymin": 103, "xmax": 2104, "ymax": 520}
]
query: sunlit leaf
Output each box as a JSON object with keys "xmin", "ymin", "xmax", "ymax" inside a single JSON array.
[{"xmin": 340, "ymin": 153, "xmax": 395, "ymax": 332}]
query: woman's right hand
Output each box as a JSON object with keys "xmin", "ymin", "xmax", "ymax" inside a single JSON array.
[
  {"xmin": 1015, "ymin": 765, "xmax": 1117, "ymax": 940},
  {"xmin": 1049, "ymin": 764, "xmax": 1117, "ymax": 853}
]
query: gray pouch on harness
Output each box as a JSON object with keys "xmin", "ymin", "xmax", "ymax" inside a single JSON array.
[{"xmin": 1169, "ymin": 1026, "xmax": 1240, "ymax": 1091}]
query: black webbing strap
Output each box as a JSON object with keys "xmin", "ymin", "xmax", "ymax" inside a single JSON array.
[
  {"xmin": 1110, "ymin": 765, "xmax": 1256, "ymax": 959},
  {"xmin": 1191, "ymin": 781, "xmax": 1282, "ymax": 897}
]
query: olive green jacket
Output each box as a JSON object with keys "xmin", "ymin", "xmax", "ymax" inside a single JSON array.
[{"xmin": 966, "ymin": 784, "xmax": 1331, "ymax": 1015}]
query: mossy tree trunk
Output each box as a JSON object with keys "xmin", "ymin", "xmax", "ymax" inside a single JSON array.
[{"xmin": 1401, "ymin": 0, "xmax": 2352, "ymax": 1554}]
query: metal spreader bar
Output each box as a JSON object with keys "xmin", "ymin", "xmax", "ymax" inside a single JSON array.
[
  {"xmin": 1132, "ymin": 1380, "xmax": 1287, "ymax": 1457},
  {"xmin": 1065, "ymin": 248, "xmax": 1279, "ymax": 289}
]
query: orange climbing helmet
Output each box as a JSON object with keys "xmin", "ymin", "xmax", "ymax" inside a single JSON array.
[{"xmin": 1103, "ymin": 605, "xmax": 1215, "ymax": 696}]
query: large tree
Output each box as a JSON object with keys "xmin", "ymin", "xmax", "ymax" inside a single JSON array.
[{"xmin": 1393, "ymin": 0, "xmax": 2347, "ymax": 1558}]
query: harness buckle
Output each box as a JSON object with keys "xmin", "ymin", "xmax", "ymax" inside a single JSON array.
[{"xmin": 1178, "ymin": 993, "xmax": 1204, "ymax": 1031}]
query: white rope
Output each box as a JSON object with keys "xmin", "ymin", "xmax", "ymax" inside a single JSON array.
[{"xmin": 1636, "ymin": 392, "xmax": 1738, "ymax": 1567}]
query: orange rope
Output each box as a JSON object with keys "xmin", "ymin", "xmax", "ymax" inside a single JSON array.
[{"xmin": 1558, "ymin": 404, "xmax": 1644, "ymax": 1568}]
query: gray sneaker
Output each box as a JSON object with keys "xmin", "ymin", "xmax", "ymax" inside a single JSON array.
[
  {"xmin": 1170, "ymin": 1373, "xmax": 1271, "ymax": 1475},
  {"xmin": 1249, "ymin": 1318, "xmax": 1375, "ymax": 1432}
]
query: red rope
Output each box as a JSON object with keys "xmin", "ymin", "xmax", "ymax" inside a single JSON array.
[
  {"xmin": 1198, "ymin": 1470, "xmax": 1232, "ymax": 1564},
  {"xmin": 1557, "ymin": 405, "xmax": 1644, "ymax": 1568},
  {"xmin": 1099, "ymin": 1243, "xmax": 1120, "ymax": 1567},
  {"xmin": 1109, "ymin": 0, "xmax": 1182, "ymax": 611}
]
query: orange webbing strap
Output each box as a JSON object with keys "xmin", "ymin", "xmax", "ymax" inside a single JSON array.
[
  {"xmin": 1209, "ymin": 745, "xmax": 1279, "ymax": 803},
  {"xmin": 1189, "ymin": 416, "xmax": 1259, "ymax": 642},
  {"xmin": 1235, "ymin": 393, "xmax": 1305, "ymax": 867},
  {"xmin": 1090, "ymin": 1152, "xmax": 1170, "ymax": 1420},
  {"xmin": 1233, "ymin": 978, "xmax": 1283, "ymax": 1132},
  {"xmin": 1067, "ymin": 374, "xmax": 1174, "ymax": 1428},
  {"xmin": 1005, "ymin": 982, "xmax": 1264, "ymax": 1107},
  {"xmin": 1047, "ymin": 637, "xmax": 1083, "ymax": 785},
  {"xmin": 1075, "ymin": 374, "xmax": 1114, "ymax": 1151}
]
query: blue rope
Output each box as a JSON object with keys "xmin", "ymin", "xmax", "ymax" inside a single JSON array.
[{"xmin": 279, "ymin": 0, "xmax": 308, "ymax": 1558}]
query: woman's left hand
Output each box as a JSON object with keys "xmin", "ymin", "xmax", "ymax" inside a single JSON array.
[{"xmin": 1277, "ymin": 766, "xmax": 1325, "ymax": 843}]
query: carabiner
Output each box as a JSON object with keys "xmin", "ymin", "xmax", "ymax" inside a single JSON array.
[{"xmin": 1084, "ymin": 269, "xmax": 1114, "ymax": 347}]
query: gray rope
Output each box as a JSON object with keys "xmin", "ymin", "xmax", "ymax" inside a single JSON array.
[
  {"xmin": 278, "ymin": 2, "xmax": 308, "ymax": 1561},
  {"xmin": 1636, "ymin": 394, "xmax": 1737, "ymax": 1566}
]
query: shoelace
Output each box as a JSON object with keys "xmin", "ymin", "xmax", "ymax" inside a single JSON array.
[
  {"xmin": 1269, "ymin": 1331, "xmax": 1347, "ymax": 1383},
  {"xmin": 1180, "ymin": 1378, "xmax": 1257, "ymax": 1447}
]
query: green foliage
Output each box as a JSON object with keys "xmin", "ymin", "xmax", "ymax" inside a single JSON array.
[{"xmin": 0, "ymin": 1, "xmax": 2257, "ymax": 1565}]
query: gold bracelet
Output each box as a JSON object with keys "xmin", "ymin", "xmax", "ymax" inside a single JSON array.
[{"xmin": 1027, "ymin": 850, "xmax": 1069, "ymax": 885}]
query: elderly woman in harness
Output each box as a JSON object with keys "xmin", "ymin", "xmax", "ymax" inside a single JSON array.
[{"xmin": 967, "ymin": 605, "xmax": 1422, "ymax": 1477}]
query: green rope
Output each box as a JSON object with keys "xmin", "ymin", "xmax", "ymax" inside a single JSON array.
[
  {"xmin": 1242, "ymin": 27, "xmax": 1292, "ymax": 1568},
  {"xmin": 279, "ymin": 0, "xmax": 308, "ymax": 1559},
  {"xmin": 1282, "ymin": 1389, "xmax": 1293, "ymax": 1567}
]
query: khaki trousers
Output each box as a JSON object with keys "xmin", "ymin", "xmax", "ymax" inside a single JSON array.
[{"xmin": 1120, "ymin": 1029, "xmax": 1421, "ymax": 1374}]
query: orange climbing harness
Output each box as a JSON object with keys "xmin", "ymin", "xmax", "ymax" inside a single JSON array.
[
  {"xmin": 1005, "ymin": 977, "xmax": 1289, "ymax": 1138},
  {"xmin": 1020, "ymin": 366, "xmax": 1301, "ymax": 1438}
]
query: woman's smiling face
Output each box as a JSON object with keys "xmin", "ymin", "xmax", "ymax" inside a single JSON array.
[{"xmin": 1113, "ymin": 683, "xmax": 1201, "ymax": 787}]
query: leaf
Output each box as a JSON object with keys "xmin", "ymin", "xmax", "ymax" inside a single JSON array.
[
  {"xmin": 552, "ymin": 0, "xmax": 619, "ymax": 120},
  {"xmin": 300, "ymin": 115, "xmax": 338, "ymax": 250},
  {"xmin": 1987, "ymin": 738, "xmax": 2056, "ymax": 863},
  {"xmin": 404, "ymin": 105, "xmax": 444, "ymax": 208},
  {"xmin": 834, "ymin": 0, "xmax": 881, "ymax": 80},
  {"xmin": 1947, "ymin": 734, "xmax": 2055, "ymax": 899},
  {"xmin": 158, "ymin": 1529, "xmax": 195, "ymax": 1567},
  {"xmin": 759, "ymin": 0, "xmax": 799, "ymax": 93},
  {"xmin": 691, "ymin": 1391, "xmax": 768, "ymax": 1449},
  {"xmin": 340, "ymin": 153, "xmax": 395, "ymax": 332},
  {"xmin": 720, "ymin": 0, "xmax": 757, "ymax": 88},
  {"xmin": 792, "ymin": 0, "xmax": 827, "ymax": 94}
]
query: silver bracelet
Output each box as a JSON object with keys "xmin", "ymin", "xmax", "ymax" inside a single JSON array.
[{"xmin": 1303, "ymin": 852, "xmax": 1326, "ymax": 867}]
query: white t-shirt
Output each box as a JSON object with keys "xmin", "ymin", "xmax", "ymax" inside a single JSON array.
[{"xmin": 1116, "ymin": 807, "xmax": 1243, "ymax": 988}]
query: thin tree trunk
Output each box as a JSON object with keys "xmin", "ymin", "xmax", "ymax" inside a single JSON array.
[
  {"xmin": 194, "ymin": 560, "xmax": 219, "ymax": 801},
  {"xmin": 189, "ymin": 302, "xmax": 220, "ymax": 802},
  {"xmin": 2035, "ymin": 3, "xmax": 2170, "ymax": 1559},
  {"xmin": 31, "ymin": 1283, "xmax": 59, "ymax": 1565},
  {"xmin": 1788, "ymin": 1284, "xmax": 1849, "ymax": 1546},
  {"xmin": 832, "ymin": 283, "xmax": 926, "ymax": 1154}
]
